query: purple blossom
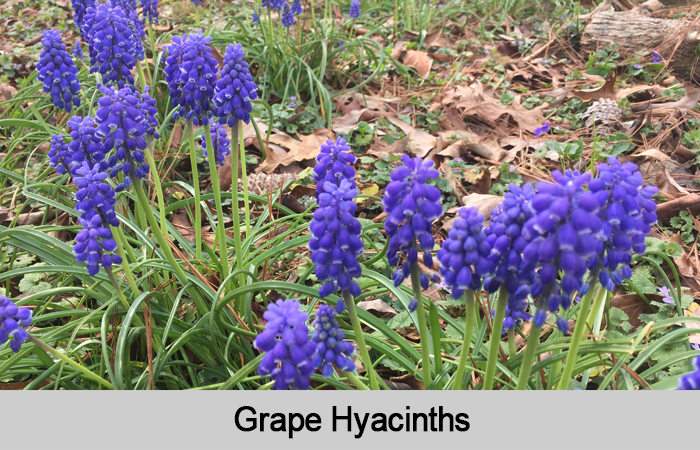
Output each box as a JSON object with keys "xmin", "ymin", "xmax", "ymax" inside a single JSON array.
[
  {"xmin": 291, "ymin": 0, "xmax": 303, "ymax": 15},
  {"xmin": 201, "ymin": 123, "xmax": 230, "ymax": 167},
  {"xmin": 48, "ymin": 134, "xmax": 72, "ymax": 175},
  {"xmin": 534, "ymin": 121, "xmax": 550, "ymax": 138},
  {"xmin": 71, "ymin": 0, "xmax": 97, "ymax": 36},
  {"xmin": 678, "ymin": 357, "xmax": 700, "ymax": 390},
  {"xmin": 36, "ymin": 29, "xmax": 81, "ymax": 112},
  {"xmin": 67, "ymin": 115, "xmax": 109, "ymax": 174},
  {"xmin": 0, "ymin": 295, "xmax": 33, "ymax": 353},
  {"xmin": 84, "ymin": 3, "xmax": 137, "ymax": 87},
  {"xmin": 254, "ymin": 299, "xmax": 317, "ymax": 390},
  {"xmin": 349, "ymin": 0, "xmax": 360, "ymax": 19},
  {"xmin": 281, "ymin": 3, "xmax": 295, "ymax": 27},
  {"xmin": 214, "ymin": 43, "xmax": 258, "ymax": 127},
  {"xmin": 140, "ymin": 0, "xmax": 159, "ymax": 23},
  {"xmin": 311, "ymin": 304, "xmax": 356, "ymax": 377},
  {"xmin": 658, "ymin": 286, "xmax": 674, "ymax": 304},
  {"xmin": 652, "ymin": 51, "xmax": 661, "ymax": 64}
]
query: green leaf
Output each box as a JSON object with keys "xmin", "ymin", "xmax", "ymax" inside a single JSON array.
[
  {"xmin": 18, "ymin": 272, "xmax": 51, "ymax": 294},
  {"xmin": 629, "ymin": 266, "xmax": 657, "ymax": 294},
  {"xmin": 386, "ymin": 311, "xmax": 412, "ymax": 329}
]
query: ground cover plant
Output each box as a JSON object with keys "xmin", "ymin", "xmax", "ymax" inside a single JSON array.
[{"xmin": 1, "ymin": 0, "xmax": 700, "ymax": 391}]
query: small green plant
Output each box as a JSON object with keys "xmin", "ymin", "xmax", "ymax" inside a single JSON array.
[
  {"xmin": 668, "ymin": 211, "xmax": 699, "ymax": 247},
  {"xmin": 490, "ymin": 162, "xmax": 522, "ymax": 196}
]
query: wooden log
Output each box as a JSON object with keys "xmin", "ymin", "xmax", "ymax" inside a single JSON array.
[{"xmin": 581, "ymin": 11, "xmax": 700, "ymax": 75}]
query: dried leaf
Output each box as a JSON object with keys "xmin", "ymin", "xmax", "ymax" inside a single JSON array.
[
  {"xmin": 461, "ymin": 194, "xmax": 504, "ymax": 220},
  {"xmin": 385, "ymin": 116, "xmax": 435, "ymax": 157},
  {"xmin": 257, "ymin": 129, "xmax": 331, "ymax": 173},
  {"xmin": 403, "ymin": 50, "xmax": 433, "ymax": 78}
]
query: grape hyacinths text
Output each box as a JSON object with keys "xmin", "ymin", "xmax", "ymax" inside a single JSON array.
[
  {"xmin": 0, "ymin": 295, "xmax": 33, "ymax": 353},
  {"xmin": 311, "ymin": 304, "xmax": 356, "ymax": 377},
  {"xmin": 36, "ymin": 30, "xmax": 81, "ymax": 113},
  {"xmin": 201, "ymin": 123, "xmax": 231, "ymax": 167},
  {"xmin": 214, "ymin": 43, "xmax": 258, "ymax": 127},
  {"xmin": 254, "ymin": 299, "xmax": 317, "ymax": 390}
]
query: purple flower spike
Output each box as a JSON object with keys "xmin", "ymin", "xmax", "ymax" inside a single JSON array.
[
  {"xmin": 678, "ymin": 357, "xmax": 700, "ymax": 390},
  {"xmin": 72, "ymin": 161, "xmax": 123, "ymax": 276},
  {"xmin": 71, "ymin": 0, "xmax": 97, "ymax": 36},
  {"xmin": 534, "ymin": 121, "xmax": 550, "ymax": 138},
  {"xmin": 36, "ymin": 30, "xmax": 81, "ymax": 113},
  {"xmin": 658, "ymin": 286, "xmax": 674, "ymax": 304},
  {"xmin": 72, "ymin": 40, "xmax": 84, "ymax": 60},
  {"xmin": 651, "ymin": 51, "xmax": 661, "ymax": 64},
  {"xmin": 48, "ymin": 134, "xmax": 72, "ymax": 175},
  {"xmin": 349, "ymin": 0, "xmax": 360, "ymax": 19},
  {"xmin": 308, "ymin": 138, "xmax": 363, "ymax": 309},
  {"xmin": 164, "ymin": 30, "xmax": 218, "ymax": 126},
  {"xmin": 254, "ymin": 299, "xmax": 317, "ymax": 390},
  {"xmin": 67, "ymin": 115, "xmax": 109, "ymax": 174},
  {"xmin": 214, "ymin": 43, "xmax": 258, "ymax": 127},
  {"xmin": 83, "ymin": 4, "xmax": 137, "ymax": 87},
  {"xmin": 281, "ymin": 3, "xmax": 295, "ymax": 27},
  {"xmin": 140, "ymin": 0, "xmax": 159, "ymax": 23},
  {"xmin": 0, "ymin": 295, "xmax": 33, "ymax": 353},
  {"xmin": 311, "ymin": 304, "xmax": 356, "ymax": 377},
  {"xmin": 94, "ymin": 85, "xmax": 155, "ymax": 191},
  {"xmin": 201, "ymin": 123, "xmax": 231, "ymax": 167},
  {"xmin": 382, "ymin": 155, "xmax": 442, "ymax": 287},
  {"xmin": 291, "ymin": 0, "xmax": 303, "ymax": 15}
]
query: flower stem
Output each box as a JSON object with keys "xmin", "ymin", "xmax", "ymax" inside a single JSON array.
[
  {"xmin": 106, "ymin": 268, "xmax": 143, "ymax": 327},
  {"xmin": 237, "ymin": 121, "xmax": 251, "ymax": 235},
  {"xmin": 343, "ymin": 289, "xmax": 380, "ymax": 390},
  {"xmin": 341, "ymin": 370, "xmax": 370, "ymax": 390},
  {"xmin": 556, "ymin": 285, "xmax": 606, "ymax": 390},
  {"xmin": 131, "ymin": 173, "xmax": 209, "ymax": 315},
  {"xmin": 230, "ymin": 124, "xmax": 245, "ymax": 287},
  {"xmin": 28, "ymin": 335, "xmax": 113, "ymax": 390},
  {"xmin": 428, "ymin": 301, "xmax": 443, "ymax": 383},
  {"xmin": 483, "ymin": 285, "xmax": 508, "ymax": 390},
  {"xmin": 111, "ymin": 226, "xmax": 140, "ymax": 297},
  {"xmin": 452, "ymin": 290, "xmax": 476, "ymax": 390},
  {"xmin": 143, "ymin": 137, "xmax": 168, "ymax": 237},
  {"xmin": 185, "ymin": 120, "xmax": 203, "ymax": 260},
  {"xmin": 516, "ymin": 324, "xmax": 542, "ymax": 390},
  {"xmin": 203, "ymin": 123, "xmax": 230, "ymax": 290},
  {"xmin": 508, "ymin": 327, "xmax": 517, "ymax": 358},
  {"xmin": 410, "ymin": 263, "xmax": 432, "ymax": 388}
]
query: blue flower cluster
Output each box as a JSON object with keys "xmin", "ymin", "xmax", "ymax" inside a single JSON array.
[
  {"xmin": 254, "ymin": 299, "xmax": 317, "ymax": 390},
  {"xmin": 311, "ymin": 304, "xmax": 356, "ymax": 377},
  {"xmin": 291, "ymin": 0, "xmax": 303, "ymax": 15},
  {"xmin": 281, "ymin": 3, "xmax": 295, "ymax": 27},
  {"xmin": 48, "ymin": 134, "xmax": 72, "ymax": 175},
  {"xmin": 383, "ymin": 155, "xmax": 442, "ymax": 287},
  {"xmin": 482, "ymin": 184, "xmax": 537, "ymax": 329},
  {"xmin": 94, "ymin": 85, "xmax": 152, "ymax": 191},
  {"xmin": 164, "ymin": 30, "xmax": 218, "ymax": 125},
  {"xmin": 0, "ymin": 295, "xmax": 33, "ymax": 353},
  {"xmin": 262, "ymin": 0, "xmax": 285, "ymax": 10},
  {"xmin": 84, "ymin": 4, "xmax": 137, "ymax": 87},
  {"xmin": 36, "ymin": 30, "xmax": 81, "ymax": 113},
  {"xmin": 251, "ymin": 8, "xmax": 260, "ymax": 24},
  {"xmin": 349, "ymin": 0, "xmax": 360, "ymax": 19},
  {"xmin": 308, "ymin": 138, "xmax": 363, "ymax": 310},
  {"xmin": 201, "ymin": 123, "xmax": 230, "ymax": 167},
  {"xmin": 214, "ymin": 43, "xmax": 258, "ymax": 126},
  {"xmin": 437, "ymin": 206, "xmax": 493, "ymax": 300},
  {"xmin": 67, "ymin": 115, "xmax": 109, "ymax": 173},
  {"xmin": 72, "ymin": 161, "xmax": 122, "ymax": 276},
  {"xmin": 587, "ymin": 157, "xmax": 658, "ymax": 291},
  {"xmin": 140, "ymin": 0, "xmax": 159, "ymax": 23},
  {"xmin": 72, "ymin": 41, "xmax": 83, "ymax": 60},
  {"xmin": 678, "ymin": 357, "xmax": 700, "ymax": 390},
  {"xmin": 71, "ymin": 0, "xmax": 97, "ymax": 35}
]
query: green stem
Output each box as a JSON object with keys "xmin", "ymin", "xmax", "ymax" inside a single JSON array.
[
  {"xmin": 585, "ymin": 286, "xmax": 608, "ymax": 331},
  {"xmin": 135, "ymin": 60, "xmax": 148, "ymax": 91},
  {"xmin": 343, "ymin": 289, "xmax": 380, "ymax": 390},
  {"xmin": 186, "ymin": 120, "xmax": 203, "ymax": 260},
  {"xmin": 516, "ymin": 324, "xmax": 542, "ymax": 390},
  {"xmin": 131, "ymin": 174, "xmax": 209, "ymax": 315},
  {"xmin": 556, "ymin": 285, "xmax": 606, "ymax": 390},
  {"xmin": 410, "ymin": 263, "xmax": 432, "ymax": 388},
  {"xmin": 452, "ymin": 290, "xmax": 476, "ymax": 390},
  {"xmin": 230, "ymin": 124, "xmax": 245, "ymax": 286},
  {"xmin": 106, "ymin": 268, "xmax": 143, "ymax": 327},
  {"xmin": 508, "ymin": 327, "xmax": 517, "ymax": 358},
  {"xmin": 342, "ymin": 370, "xmax": 370, "ymax": 390},
  {"xmin": 28, "ymin": 335, "xmax": 113, "ymax": 390},
  {"xmin": 109, "ymin": 235, "xmax": 140, "ymax": 298},
  {"xmin": 428, "ymin": 301, "xmax": 443, "ymax": 385},
  {"xmin": 483, "ymin": 285, "xmax": 508, "ymax": 390},
  {"xmin": 237, "ymin": 121, "xmax": 251, "ymax": 235},
  {"xmin": 203, "ymin": 123, "xmax": 230, "ymax": 290},
  {"xmin": 143, "ymin": 137, "xmax": 169, "ymax": 237}
]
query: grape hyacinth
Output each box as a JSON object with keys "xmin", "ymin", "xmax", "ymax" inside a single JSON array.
[
  {"xmin": 281, "ymin": 3, "xmax": 295, "ymax": 27},
  {"xmin": 678, "ymin": 357, "xmax": 700, "ymax": 390},
  {"xmin": 262, "ymin": 0, "xmax": 285, "ymax": 10},
  {"xmin": 84, "ymin": 4, "xmax": 137, "ymax": 87},
  {"xmin": 140, "ymin": 0, "xmax": 159, "ymax": 23},
  {"xmin": 164, "ymin": 30, "xmax": 218, "ymax": 125},
  {"xmin": 48, "ymin": 134, "xmax": 72, "ymax": 175},
  {"xmin": 71, "ymin": 0, "xmax": 97, "ymax": 34},
  {"xmin": 200, "ymin": 123, "xmax": 231, "ymax": 167},
  {"xmin": 251, "ymin": 8, "xmax": 260, "ymax": 23},
  {"xmin": 254, "ymin": 299, "xmax": 317, "ymax": 390},
  {"xmin": 123, "ymin": 6, "xmax": 146, "ymax": 61},
  {"xmin": 382, "ymin": 155, "xmax": 442, "ymax": 287},
  {"xmin": 0, "ymin": 295, "xmax": 33, "ymax": 353},
  {"xmin": 72, "ymin": 41, "xmax": 83, "ymax": 60},
  {"xmin": 291, "ymin": 0, "xmax": 303, "ymax": 15},
  {"xmin": 214, "ymin": 43, "xmax": 258, "ymax": 127},
  {"xmin": 482, "ymin": 184, "xmax": 537, "ymax": 330},
  {"xmin": 36, "ymin": 29, "xmax": 81, "ymax": 113},
  {"xmin": 313, "ymin": 137, "xmax": 357, "ymax": 194},
  {"xmin": 72, "ymin": 161, "xmax": 122, "ymax": 276},
  {"xmin": 311, "ymin": 304, "xmax": 356, "ymax": 377},
  {"xmin": 94, "ymin": 85, "xmax": 152, "ymax": 190},
  {"xmin": 67, "ymin": 115, "xmax": 109, "ymax": 174},
  {"xmin": 587, "ymin": 157, "xmax": 658, "ymax": 291},
  {"xmin": 437, "ymin": 206, "xmax": 493, "ymax": 300},
  {"xmin": 349, "ymin": 0, "xmax": 360, "ymax": 19}
]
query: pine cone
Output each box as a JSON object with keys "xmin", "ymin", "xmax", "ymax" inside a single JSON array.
[
  {"xmin": 582, "ymin": 98, "xmax": 623, "ymax": 136},
  {"xmin": 238, "ymin": 172, "xmax": 298, "ymax": 196}
]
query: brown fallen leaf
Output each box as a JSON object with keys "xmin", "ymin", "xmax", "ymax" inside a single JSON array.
[
  {"xmin": 656, "ymin": 194, "xmax": 700, "ymax": 224},
  {"xmin": 385, "ymin": 116, "xmax": 435, "ymax": 157},
  {"xmin": 403, "ymin": 50, "xmax": 433, "ymax": 78},
  {"xmin": 609, "ymin": 293, "xmax": 657, "ymax": 329},
  {"xmin": 367, "ymin": 134, "xmax": 409, "ymax": 156},
  {"xmin": 171, "ymin": 213, "xmax": 196, "ymax": 243},
  {"xmin": 358, "ymin": 299, "xmax": 398, "ymax": 317},
  {"xmin": 257, "ymin": 129, "xmax": 331, "ymax": 173},
  {"xmin": 461, "ymin": 194, "xmax": 504, "ymax": 220},
  {"xmin": 568, "ymin": 71, "xmax": 656, "ymax": 103}
]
